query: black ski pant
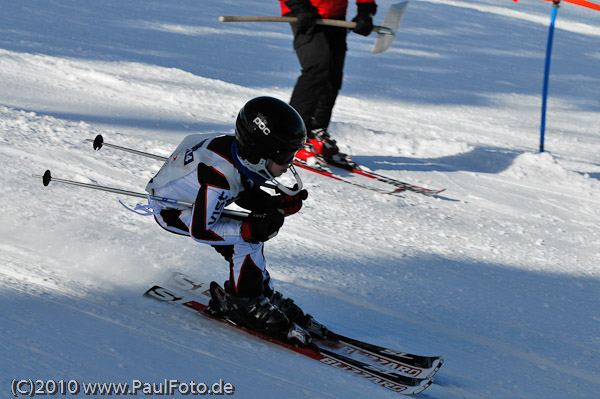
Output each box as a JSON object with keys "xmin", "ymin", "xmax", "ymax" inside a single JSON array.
[{"xmin": 289, "ymin": 24, "xmax": 348, "ymax": 138}]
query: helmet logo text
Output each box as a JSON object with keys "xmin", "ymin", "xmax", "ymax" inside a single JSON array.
[{"xmin": 253, "ymin": 117, "xmax": 270, "ymax": 135}]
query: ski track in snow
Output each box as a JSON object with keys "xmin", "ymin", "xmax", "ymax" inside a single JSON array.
[{"xmin": 1, "ymin": 1, "xmax": 600, "ymax": 398}]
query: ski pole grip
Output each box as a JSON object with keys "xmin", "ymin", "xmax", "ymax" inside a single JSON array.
[{"xmin": 92, "ymin": 134, "xmax": 104, "ymax": 150}]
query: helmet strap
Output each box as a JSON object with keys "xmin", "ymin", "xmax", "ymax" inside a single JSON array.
[
  {"xmin": 269, "ymin": 164, "xmax": 303, "ymax": 196},
  {"xmin": 241, "ymin": 157, "xmax": 303, "ymax": 196},
  {"xmin": 240, "ymin": 156, "xmax": 271, "ymax": 180},
  {"xmin": 233, "ymin": 141, "xmax": 303, "ymax": 195}
]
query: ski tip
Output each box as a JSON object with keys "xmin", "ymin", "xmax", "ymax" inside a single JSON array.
[
  {"xmin": 419, "ymin": 188, "xmax": 446, "ymax": 197},
  {"xmin": 425, "ymin": 356, "xmax": 445, "ymax": 379},
  {"xmin": 413, "ymin": 378, "xmax": 434, "ymax": 395}
]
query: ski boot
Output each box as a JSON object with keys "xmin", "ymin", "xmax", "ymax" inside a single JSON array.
[
  {"xmin": 208, "ymin": 282, "xmax": 312, "ymax": 347},
  {"xmin": 308, "ymin": 128, "xmax": 339, "ymax": 158},
  {"xmin": 269, "ymin": 291, "xmax": 303, "ymax": 323},
  {"xmin": 286, "ymin": 323, "xmax": 313, "ymax": 347},
  {"xmin": 269, "ymin": 290, "xmax": 329, "ymax": 340},
  {"xmin": 308, "ymin": 128, "xmax": 358, "ymax": 169},
  {"xmin": 301, "ymin": 314, "xmax": 329, "ymax": 340},
  {"xmin": 294, "ymin": 142, "xmax": 330, "ymax": 172}
]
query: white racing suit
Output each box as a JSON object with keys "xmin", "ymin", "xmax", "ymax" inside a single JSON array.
[{"xmin": 146, "ymin": 134, "xmax": 276, "ymax": 298}]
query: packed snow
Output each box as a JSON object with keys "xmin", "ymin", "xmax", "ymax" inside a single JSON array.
[{"xmin": 1, "ymin": 0, "xmax": 599, "ymax": 398}]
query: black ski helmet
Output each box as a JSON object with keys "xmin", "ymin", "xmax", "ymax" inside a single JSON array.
[{"xmin": 235, "ymin": 96, "xmax": 306, "ymax": 166}]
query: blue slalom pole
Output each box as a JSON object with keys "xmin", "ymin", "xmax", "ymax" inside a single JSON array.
[{"xmin": 540, "ymin": 0, "xmax": 560, "ymax": 153}]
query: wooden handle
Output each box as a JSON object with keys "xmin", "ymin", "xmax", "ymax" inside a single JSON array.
[{"xmin": 219, "ymin": 15, "xmax": 357, "ymax": 29}]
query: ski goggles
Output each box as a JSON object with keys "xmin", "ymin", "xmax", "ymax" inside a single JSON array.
[{"xmin": 268, "ymin": 149, "xmax": 297, "ymax": 165}]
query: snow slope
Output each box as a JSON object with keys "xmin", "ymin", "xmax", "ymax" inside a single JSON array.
[{"xmin": 1, "ymin": 0, "xmax": 599, "ymax": 398}]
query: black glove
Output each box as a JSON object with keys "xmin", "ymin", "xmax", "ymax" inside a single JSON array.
[
  {"xmin": 352, "ymin": 3, "xmax": 377, "ymax": 36},
  {"xmin": 271, "ymin": 189, "xmax": 308, "ymax": 215},
  {"xmin": 285, "ymin": 0, "xmax": 319, "ymax": 34},
  {"xmin": 241, "ymin": 210, "xmax": 285, "ymax": 243}
]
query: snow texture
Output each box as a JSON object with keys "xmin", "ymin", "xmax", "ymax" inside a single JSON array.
[{"xmin": 1, "ymin": 0, "xmax": 599, "ymax": 398}]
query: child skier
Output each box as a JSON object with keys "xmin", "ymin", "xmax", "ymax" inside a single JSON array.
[{"xmin": 145, "ymin": 96, "xmax": 326, "ymax": 345}]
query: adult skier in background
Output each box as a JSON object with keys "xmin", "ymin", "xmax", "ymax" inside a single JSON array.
[
  {"xmin": 145, "ymin": 96, "xmax": 326, "ymax": 345},
  {"xmin": 281, "ymin": 0, "xmax": 377, "ymax": 167}
]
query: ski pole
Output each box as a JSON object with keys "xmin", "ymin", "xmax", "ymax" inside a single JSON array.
[
  {"xmin": 87, "ymin": 135, "xmax": 168, "ymax": 161},
  {"xmin": 88, "ymin": 134, "xmax": 281, "ymax": 191},
  {"xmin": 31, "ymin": 170, "xmax": 253, "ymax": 220}
]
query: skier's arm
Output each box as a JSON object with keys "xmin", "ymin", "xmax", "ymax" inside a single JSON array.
[
  {"xmin": 236, "ymin": 185, "xmax": 308, "ymax": 215},
  {"xmin": 190, "ymin": 164, "xmax": 244, "ymax": 245},
  {"xmin": 234, "ymin": 185, "xmax": 275, "ymax": 212}
]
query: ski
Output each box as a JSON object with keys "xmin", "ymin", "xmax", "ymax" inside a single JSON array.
[
  {"xmin": 164, "ymin": 272, "xmax": 443, "ymax": 378},
  {"xmin": 318, "ymin": 156, "xmax": 446, "ymax": 197},
  {"xmin": 317, "ymin": 347, "xmax": 433, "ymax": 395},
  {"xmin": 325, "ymin": 333, "xmax": 444, "ymax": 379},
  {"xmin": 351, "ymin": 168, "xmax": 445, "ymax": 197},
  {"xmin": 144, "ymin": 284, "xmax": 433, "ymax": 395},
  {"xmin": 163, "ymin": 272, "xmax": 443, "ymax": 378},
  {"xmin": 293, "ymin": 160, "xmax": 405, "ymax": 195}
]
